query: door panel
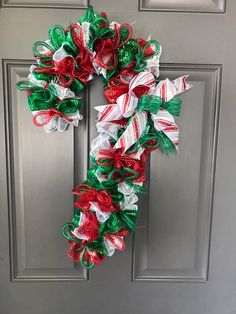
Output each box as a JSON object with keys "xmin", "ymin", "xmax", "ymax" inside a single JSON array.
[
  {"xmin": 134, "ymin": 64, "xmax": 221, "ymax": 282},
  {"xmin": 3, "ymin": 60, "xmax": 88, "ymax": 281},
  {"xmin": 1, "ymin": 1, "xmax": 236, "ymax": 314}
]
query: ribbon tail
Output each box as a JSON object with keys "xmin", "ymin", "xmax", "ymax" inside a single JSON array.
[
  {"xmin": 172, "ymin": 75, "xmax": 192, "ymax": 94},
  {"xmin": 152, "ymin": 109, "xmax": 179, "ymax": 149},
  {"xmin": 114, "ymin": 111, "xmax": 147, "ymax": 153},
  {"xmin": 154, "ymin": 75, "xmax": 192, "ymax": 102},
  {"xmin": 95, "ymin": 104, "xmax": 123, "ymax": 122}
]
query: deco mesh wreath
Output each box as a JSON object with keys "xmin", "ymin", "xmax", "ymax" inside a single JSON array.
[{"xmin": 16, "ymin": 6, "xmax": 192, "ymax": 269}]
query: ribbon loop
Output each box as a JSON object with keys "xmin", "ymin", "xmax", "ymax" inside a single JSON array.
[
  {"xmin": 61, "ymin": 223, "xmax": 80, "ymax": 242},
  {"xmin": 49, "ymin": 25, "xmax": 66, "ymax": 50},
  {"xmin": 33, "ymin": 108, "xmax": 73, "ymax": 127},
  {"xmin": 32, "ymin": 41, "xmax": 55, "ymax": 58},
  {"xmin": 116, "ymin": 23, "xmax": 132, "ymax": 47},
  {"xmin": 16, "ymin": 80, "xmax": 39, "ymax": 91},
  {"xmin": 70, "ymin": 23, "xmax": 84, "ymax": 48},
  {"xmin": 95, "ymin": 23, "xmax": 132, "ymax": 71},
  {"xmin": 80, "ymin": 247, "xmax": 95, "ymax": 269},
  {"xmin": 134, "ymin": 39, "xmax": 161, "ymax": 72}
]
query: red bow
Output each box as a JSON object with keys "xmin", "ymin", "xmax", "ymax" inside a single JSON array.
[
  {"xmin": 34, "ymin": 55, "xmax": 94, "ymax": 88},
  {"xmin": 34, "ymin": 56, "xmax": 75, "ymax": 88},
  {"xmin": 70, "ymin": 23, "xmax": 95, "ymax": 83},
  {"xmin": 104, "ymin": 228, "xmax": 129, "ymax": 251},
  {"xmin": 74, "ymin": 211, "xmax": 99, "ymax": 242},
  {"xmin": 73, "ymin": 184, "xmax": 118, "ymax": 213},
  {"xmin": 136, "ymin": 37, "xmax": 157, "ymax": 57},
  {"xmin": 97, "ymin": 148, "xmax": 139, "ymax": 169},
  {"xmin": 34, "ymin": 24, "xmax": 95, "ymax": 87},
  {"xmin": 95, "ymin": 23, "xmax": 132, "ymax": 70},
  {"xmin": 67, "ymin": 242, "xmax": 104, "ymax": 266},
  {"xmin": 33, "ymin": 108, "xmax": 73, "ymax": 127},
  {"xmin": 97, "ymin": 148, "xmax": 147, "ymax": 182},
  {"xmin": 104, "ymin": 77, "xmax": 129, "ymax": 103}
]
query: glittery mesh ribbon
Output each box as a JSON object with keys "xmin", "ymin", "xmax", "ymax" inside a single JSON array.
[{"xmin": 16, "ymin": 5, "xmax": 192, "ymax": 269}]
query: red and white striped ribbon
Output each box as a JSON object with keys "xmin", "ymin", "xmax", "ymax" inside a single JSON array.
[
  {"xmin": 129, "ymin": 71, "xmax": 156, "ymax": 92},
  {"xmin": 96, "ymin": 73, "xmax": 191, "ymax": 152},
  {"xmin": 153, "ymin": 75, "xmax": 192, "ymax": 102},
  {"xmin": 117, "ymin": 94, "xmax": 138, "ymax": 118},
  {"xmin": 151, "ymin": 109, "xmax": 179, "ymax": 148},
  {"xmin": 96, "ymin": 104, "xmax": 123, "ymax": 122},
  {"xmin": 114, "ymin": 111, "xmax": 147, "ymax": 153},
  {"xmin": 95, "ymin": 71, "xmax": 156, "ymax": 122}
]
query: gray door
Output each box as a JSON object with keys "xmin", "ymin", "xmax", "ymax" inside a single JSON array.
[{"xmin": 1, "ymin": 1, "xmax": 236, "ymax": 314}]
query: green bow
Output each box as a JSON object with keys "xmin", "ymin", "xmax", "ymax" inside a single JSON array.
[{"xmin": 137, "ymin": 94, "xmax": 162, "ymax": 114}]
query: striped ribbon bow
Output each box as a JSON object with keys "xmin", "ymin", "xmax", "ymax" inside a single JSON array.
[
  {"xmin": 95, "ymin": 71, "xmax": 156, "ymax": 122},
  {"xmin": 96, "ymin": 72, "xmax": 192, "ymax": 153}
]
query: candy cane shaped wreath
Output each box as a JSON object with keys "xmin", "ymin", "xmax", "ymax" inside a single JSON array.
[{"xmin": 16, "ymin": 6, "xmax": 192, "ymax": 269}]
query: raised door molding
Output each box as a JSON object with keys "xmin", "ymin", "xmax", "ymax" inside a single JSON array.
[
  {"xmin": 139, "ymin": 0, "xmax": 226, "ymax": 13},
  {"xmin": 3, "ymin": 60, "xmax": 89, "ymax": 282},
  {"xmin": 2, "ymin": 0, "xmax": 88, "ymax": 9},
  {"xmin": 132, "ymin": 64, "xmax": 222, "ymax": 282}
]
